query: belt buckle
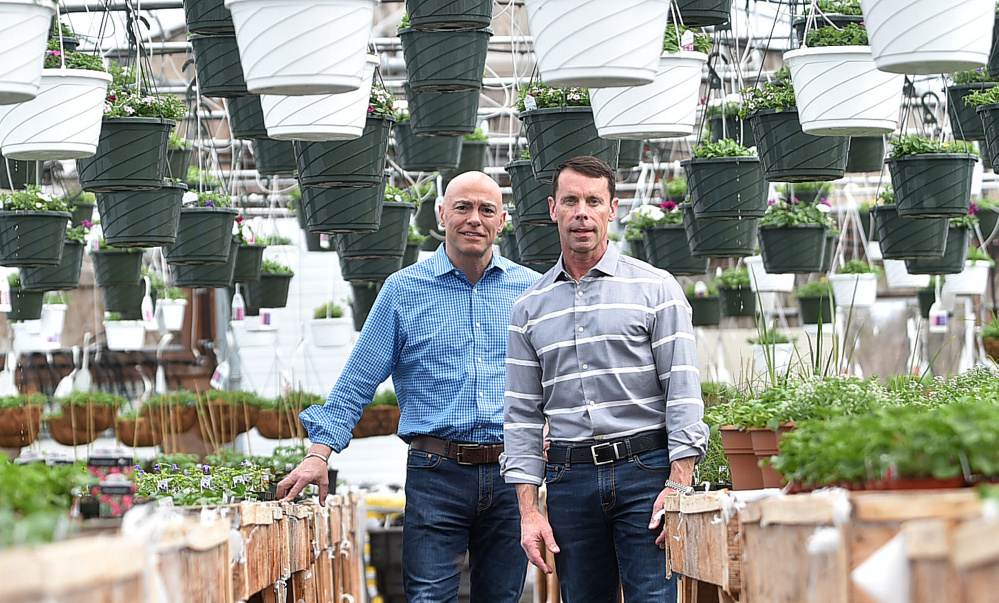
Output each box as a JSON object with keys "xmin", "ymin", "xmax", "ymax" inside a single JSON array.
[
  {"xmin": 455, "ymin": 444, "xmax": 483, "ymax": 465},
  {"xmin": 590, "ymin": 441, "xmax": 625, "ymax": 465}
]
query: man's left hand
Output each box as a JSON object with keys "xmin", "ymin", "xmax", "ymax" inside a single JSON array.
[{"xmin": 649, "ymin": 457, "xmax": 696, "ymax": 548}]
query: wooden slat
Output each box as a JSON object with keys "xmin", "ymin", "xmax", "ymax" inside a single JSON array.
[{"xmin": 850, "ymin": 490, "xmax": 982, "ymax": 523}]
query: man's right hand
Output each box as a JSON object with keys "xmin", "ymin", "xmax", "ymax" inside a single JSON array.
[
  {"xmin": 277, "ymin": 455, "xmax": 330, "ymax": 505},
  {"xmin": 520, "ymin": 510, "xmax": 559, "ymax": 574}
]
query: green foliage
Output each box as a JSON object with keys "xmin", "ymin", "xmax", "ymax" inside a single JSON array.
[
  {"xmin": 759, "ymin": 199, "xmax": 834, "ymax": 228},
  {"xmin": 516, "ymin": 83, "xmax": 590, "ymax": 112},
  {"xmin": 369, "ymin": 83, "xmax": 395, "ymax": 118},
  {"xmin": 44, "ymin": 42, "xmax": 105, "ymax": 72},
  {"xmin": 398, "ymin": 12, "xmax": 409, "ymax": 29},
  {"xmin": 186, "ymin": 166, "xmax": 223, "ymax": 188},
  {"xmin": 664, "ymin": 177, "xmax": 687, "ymax": 197},
  {"xmin": 684, "ymin": 281, "xmax": 718, "ymax": 296},
  {"xmin": 60, "ymin": 392, "xmax": 123, "ymax": 407},
  {"xmin": 408, "ymin": 226, "xmax": 427, "ymax": 244},
  {"xmin": 394, "ymin": 107, "xmax": 410, "ymax": 123},
  {"xmin": 982, "ymin": 315, "xmax": 999, "ymax": 338},
  {"xmin": 518, "ymin": 148, "xmax": 531, "ymax": 160},
  {"xmin": 776, "ymin": 181, "xmax": 831, "ymax": 196},
  {"xmin": 370, "ymin": 389, "xmax": 398, "ymax": 407},
  {"xmin": 0, "ymin": 186, "xmax": 69, "ymax": 212},
  {"xmin": 968, "ymin": 246, "xmax": 995, "ymax": 265},
  {"xmin": 814, "ymin": 0, "xmax": 862, "ymax": 15},
  {"xmin": 877, "ymin": 185, "xmax": 895, "ymax": 205},
  {"xmin": 794, "ymin": 278, "xmax": 835, "ymax": 298},
  {"xmin": 464, "ymin": 128, "xmax": 488, "ymax": 142},
  {"xmin": 168, "ymin": 132, "xmax": 193, "ymax": 150},
  {"xmin": 837, "ymin": 259, "xmax": 882, "ymax": 276},
  {"xmin": 260, "ymin": 259, "xmax": 293, "ymax": 276},
  {"xmin": 691, "ymin": 139, "xmax": 754, "ymax": 158},
  {"xmin": 662, "ymin": 23, "xmax": 713, "ymax": 54},
  {"xmin": 51, "ymin": 20, "xmax": 75, "ymax": 38},
  {"xmin": 714, "ymin": 267, "xmax": 750, "ymax": 288},
  {"xmin": 314, "ymin": 301, "xmax": 345, "ymax": 319},
  {"xmin": 747, "ymin": 327, "xmax": 792, "ymax": 345},
  {"xmin": 193, "ymin": 191, "xmax": 231, "ymax": 208},
  {"xmin": 805, "ymin": 23, "xmax": 868, "ymax": 47},
  {"xmin": 103, "ymin": 63, "xmax": 187, "ymax": 121},
  {"xmin": 963, "ymin": 85, "xmax": 999, "ymax": 107},
  {"xmin": 889, "ymin": 135, "xmax": 978, "ymax": 157},
  {"xmin": 950, "ymin": 213, "xmax": 980, "ymax": 228},
  {"xmin": 65, "ymin": 224, "xmax": 89, "ymax": 244},
  {"xmin": 104, "ymin": 312, "xmax": 124, "ymax": 321},
  {"xmin": 0, "ymin": 459, "xmax": 95, "ymax": 547},
  {"xmin": 143, "ymin": 391, "xmax": 196, "ymax": 409},
  {"xmin": 951, "ymin": 68, "xmax": 996, "ymax": 85},
  {"xmin": 622, "ymin": 204, "xmax": 682, "ymax": 229},
  {"xmin": 135, "ymin": 462, "xmax": 268, "ymax": 506},
  {"xmin": 385, "ymin": 183, "xmax": 426, "ymax": 205},
  {"xmin": 7, "ymin": 273, "xmax": 20, "ymax": 289},
  {"xmin": 0, "ymin": 394, "xmax": 45, "ymax": 409},
  {"xmin": 739, "ymin": 79, "xmax": 796, "ymax": 119},
  {"xmin": 257, "ymin": 234, "xmax": 292, "ymax": 246},
  {"xmin": 704, "ymin": 101, "xmax": 741, "ymax": 118}
]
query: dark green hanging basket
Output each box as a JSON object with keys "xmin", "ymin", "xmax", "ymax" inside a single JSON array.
[
  {"xmin": 394, "ymin": 121, "xmax": 462, "ymax": 172},
  {"xmin": 677, "ymin": 0, "xmax": 733, "ymax": 27},
  {"xmin": 184, "ymin": 0, "xmax": 234, "ymax": 34},
  {"xmin": 303, "ymin": 181, "xmax": 386, "ymax": 234},
  {"xmin": 414, "ymin": 198, "xmax": 441, "ymax": 231},
  {"xmin": 232, "ymin": 244, "xmax": 265, "ymax": 283},
  {"xmin": 91, "ymin": 249, "xmax": 143, "ymax": 287},
  {"xmin": 887, "ymin": 153, "xmax": 976, "ymax": 218},
  {"xmin": 171, "ymin": 243, "xmax": 239, "ymax": 288},
  {"xmin": 617, "ymin": 140, "xmax": 643, "ymax": 170},
  {"xmin": 77, "ymin": 118, "xmax": 174, "ymax": 192},
  {"xmin": 947, "ymin": 83, "xmax": 994, "ymax": 141},
  {"xmin": 296, "ymin": 116, "xmax": 394, "ymax": 187},
  {"xmin": 20, "ymin": 240, "xmax": 84, "ymax": 291},
  {"xmin": 626, "ymin": 237, "xmax": 648, "ymax": 263},
  {"xmin": 642, "ymin": 225, "xmax": 708, "ymax": 276},
  {"xmin": 166, "ymin": 147, "xmax": 193, "ymax": 181},
  {"xmin": 718, "ymin": 285, "xmax": 756, "ymax": 317},
  {"xmin": 7, "ymin": 289, "xmax": 44, "ymax": 321},
  {"xmin": 402, "ymin": 241, "xmax": 421, "ymax": 267},
  {"xmin": 707, "ymin": 114, "xmax": 754, "ymax": 148},
  {"xmin": 69, "ymin": 203, "xmax": 95, "ymax": 227},
  {"xmin": 871, "ymin": 205, "xmax": 949, "ymax": 260},
  {"xmin": 305, "ymin": 230, "xmax": 337, "ymax": 252},
  {"xmin": 979, "ymin": 104, "xmax": 999, "ymax": 173},
  {"xmin": 819, "ymin": 231, "xmax": 837, "ymax": 273},
  {"xmin": 498, "ymin": 231, "xmax": 520, "ymax": 262},
  {"xmin": 846, "ymin": 136, "xmax": 886, "ymax": 173},
  {"xmin": 350, "ymin": 281, "xmax": 381, "ymax": 330},
  {"xmin": 0, "ymin": 211, "xmax": 71, "ymax": 267},
  {"xmin": 991, "ymin": 14, "xmax": 999, "ymax": 79},
  {"xmin": 0, "ymin": 156, "xmax": 38, "ymax": 190},
  {"xmin": 335, "ymin": 202, "xmax": 415, "ymax": 259},
  {"xmin": 748, "ymin": 108, "xmax": 849, "ymax": 182},
  {"xmin": 687, "ymin": 296, "xmax": 722, "ymax": 326},
  {"xmin": 682, "ymin": 157, "xmax": 767, "ymax": 220},
  {"xmin": 340, "ymin": 255, "xmax": 404, "ymax": 282},
  {"xmin": 164, "ymin": 207, "xmax": 238, "ymax": 265},
  {"xmin": 904, "ymin": 226, "xmax": 971, "ymax": 275},
  {"xmin": 96, "ymin": 181, "xmax": 186, "ymax": 248},
  {"xmin": 442, "ymin": 140, "xmax": 488, "ymax": 188},
  {"xmin": 252, "ymin": 139, "xmax": 297, "ymax": 176},
  {"xmin": 101, "ymin": 284, "xmax": 145, "ymax": 318},
  {"xmin": 245, "ymin": 272, "xmax": 293, "ymax": 308},
  {"xmin": 227, "ymin": 96, "xmax": 269, "ymax": 140},
  {"xmin": 405, "ymin": 84, "xmax": 479, "ymax": 136},
  {"xmin": 758, "ymin": 225, "xmax": 828, "ymax": 274},
  {"xmin": 399, "ymin": 28, "xmax": 492, "ymax": 92},
  {"xmin": 798, "ymin": 295, "xmax": 834, "ymax": 325},
  {"xmin": 506, "ymin": 160, "xmax": 551, "ymax": 225},
  {"xmin": 979, "ymin": 206, "xmax": 999, "ymax": 240},
  {"xmin": 858, "ymin": 209, "xmax": 879, "ymax": 242},
  {"xmin": 682, "ymin": 204, "xmax": 758, "ymax": 258},
  {"xmin": 520, "ymin": 107, "xmax": 620, "ymax": 183},
  {"xmin": 189, "ymin": 33, "xmax": 250, "ymax": 98},
  {"xmin": 405, "ymin": 0, "xmax": 493, "ymax": 30},
  {"xmin": 515, "ymin": 222, "xmax": 561, "ymax": 264}
]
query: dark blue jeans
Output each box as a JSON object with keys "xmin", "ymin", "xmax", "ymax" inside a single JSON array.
[
  {"xmin": 403, "ymin": 449, "xmax": 528, "ymax": 602},
  {"xmin": 545, "ymin": 446, "xmax": 678, "ymax": 603}
]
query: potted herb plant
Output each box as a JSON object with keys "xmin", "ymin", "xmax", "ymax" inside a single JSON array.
[
  {"xmin": 757, "ymin": 198, "xmax": 832, "ymax": 273},
  {"xmin": 633, "ymin": 202, "xmax": 708, "ymax": 275},
  {"xmin": 0, "ymin": 186, "xmax": 71, "ymax": 267},
  {"xmin": 19, "ymin": 221, "xmax": 87, "ymax": 291},
  {"xmin": 905, "ymin": 213, "xmax": 977, "ymax": 275},
  {"xmin": 791, "ymin": 0, "xmax": 863, "ymax": 44},
  {"xmin": 685, "ymin": 281, "xmax": 721, "ymax": 326},
  {"xmin": 748, "ymin": 327, "xmax": 796, "ymax": 376},
  {"xmin": 981, "ymin": 315, "xmax": 999, "ymax": 361},
  {"xmin": 682, "ymin": 138, "xmax": 766, "ymax": 220},
  {"xmin": 45, "ymin": 409, "xmax": 96, "ymax": 446},
  {"xmin": 310, "ymin": 300, "xmax": 352, "ymax": 347},
  {"xmin": 164, "ymin": 191, "xmax": 238, "ymax": 265},
  {"xmin": 947, "ymin": 68, "xmax": 996, "ymax": 141},
  {"xmin": 141, "ymin": 391, "xmax": 197, "ymax": 446},
  {"xmin": 517, "ymin": 83, "xmax": 619, "ymax": 183},
  {"xmin": 393, "ymin": 107, "xmax": 461, "ymax": 172},
  {"xmin": 829, "ymin": 259, "xmax": 881, "ymax": 307},
  {"xmin": 682, "ymin": 202, "xmax": 758, "ymax": 258},
  {"xmin": 255, "ymin": 394, "xmax": 316, "ymax": 439},
  {"xmin": 399, "ymin": 15, "xmax": 492, "ymax": 92},
  {"xmin": 244, "ymin": 259, "xmax": 294, "ymax": 309},
  {"xmin": 6, "ymin": 273, "xmax": 43, "ymax": 321},
  {"xmin": 404, "ymin": 82, "xmax": 479, "ymax": 136},
  {"xmin": 714, "ymin": 267, "xmax": 756, "ymax": 317},
  {"xmin": 506, "ymin": 149, "xmax": 550, "ymax": 225},
  {"xmin": 964, "ymin": 85, "xmax": 999, "ymax": 171},
  {"xmin": 59, "ymin": 391, "xmax": 121, "ymax": 434},
  {"xmin": 0, "ymin": 0, "xmax": 56, "ymax": 104},
  {"xmin": 102, "ymin": 311, "xmax": 146, "ymax": 351},
  {"xmin": 887, "ymin": 135, "xmax": 978, "ymax": 218},
  {"xmin": 942, "ymin": 245, "xmax": 994, "ymax": 296},
  {"xmin": 794, "ymin": 278, "xmax": 836, "ymax": 325},
  {"xmin": 115, "ymin": 409, "xmax": 158, "ymax": 447},
  {"xmin": 872, "ymin": 185, "xmax": 950, "ymax": 260},
  {"xmin": 591, "ymin": 24, "xmax": 711, "ymax": 139},
  {"xmin": 352, "ymin": 388, "xmax": 400, "ymax": 438}
]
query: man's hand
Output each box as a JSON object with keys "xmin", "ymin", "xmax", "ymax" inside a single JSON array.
[
  {"xmin": 649, "ymin": 456, "xmax": 696, "ymax": 548},
  {"xmin": 277, "ymin": 446, "xmax": 333, "ymax": 505},
  {"xmin": 515, "ymin": 484, "xmax": 560, "ymax": 574}
]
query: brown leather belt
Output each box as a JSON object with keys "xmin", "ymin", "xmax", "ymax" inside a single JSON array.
[{"xmin": 410, "ymin": 435, "xmax": 504, "ymax": 465}]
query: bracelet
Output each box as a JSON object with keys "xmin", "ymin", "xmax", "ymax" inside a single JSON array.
[
  {"xmin": 304, "ymin": 452, "xmax": 329, "ymax": 464},
  {"xmin": 665, "ymin": 479, "xmax": 694, "ymax": 495}
]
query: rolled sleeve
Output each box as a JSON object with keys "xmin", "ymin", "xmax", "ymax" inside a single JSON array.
[{"xmin": 500, "ymin": 311, "xmax": 547, "ymax": 485}]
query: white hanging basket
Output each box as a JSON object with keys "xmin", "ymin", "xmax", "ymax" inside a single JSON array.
[
  {"xmin": 231, "ymin": 320, "xmax": 277, "ymax": 348},
  {"xmin": 752, "ymin": 342, "xmax": 795, "ymax": 375},
  {"xmin": 745, "ymin": 255, "xmax": 795, "ymax": 293},
  {"xmin": 784, "ymin": 46, "xmax": 905, "ymax": 136},
  {"xmin": 860, "ymin": 0, "xmax": 994, "ymax": 74},
  {"xmin": 38, "ymin": 303, "xmax": 67, "ymax": 343},
  {"xmin": 523, "ymin": 0, "xmax": 670, "ymax": 88},
  {"xmin": 260, "ymin": 55, "xmax": 378, "ymax": 141},
  {"xmin": 224, "ymin": 0, "xmax": 376, "ymax": 95},
  {"xmin": 883, "ymin": 258, "xmax": 930, "ymax": 289},
  {"xmin": 156, "ymin": 298, "xmax": 188, "ymax": 332},
  {"xmin": 828, "ymin": 273, "xmax": 879, "ymax": 307},
  {"xmin": 590, "ymin": 51, "xmax": 707, "ymax": 139},
  {"xmin": 104, "ymin": 320, "xmax": 146, "ymax": 351},
  {"xmin": 0, "ymin": 69, "xmax": 112, "ymax": 160},
  {"xmin": 309, "ymin": 317, "xmax": 354, "ymax": 347},
  {"xmin": 942, "ymin": 260, "xmax": 991, "ymax": 296},
  {"xmin": 0, "ymin": 0, "xmax": 56, "ymax": 105}
]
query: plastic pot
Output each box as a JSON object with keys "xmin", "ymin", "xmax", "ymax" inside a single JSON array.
[
  {"xmin": 101, "ymin": 284, "xmax": 145, "ymax": 318},
  {"xmin": 676, "ymin": 0, "xmax": 732, "ymax": 27},
  {"xmin": 506, "ymin": 160, "xmax": 551, "ymax": 225},
  {"xmin": 707, "ymin": 114, "xmax": 754, "ymax": 148},
  {"xmin": 682, "ymin": 156, "xmax": 767, "ymax": 220},
  {"xmin": 189, "ymin": 33, "xmax": 250, "ymax": 98},
  {"xmin": 96, "ymin": 181, "xmax": 186, "ymax": 248},
  {"xmin": 617, "ymin": 140, "xmax": 643, "ymax": 170},
  {"xmin": 520, "ymin": 106, "xmax": 620, "ymax": 183},
  {"xmin": 687, "ymin": 295, "xmax": 721, "ymax": 326},
  {"xmin": 295, "ymin": 116, "xmax": 393, "ymax": 187},
  {"xmin": 758, "ymin": 224, "xmax": 828, "ymax": 274},
  {"xmin": 829, "ymin": 273, "xmax": 879, "ymax": 307},
  {"xmin": 304, "ymin": 181, "xmax": 386, "ymax": 234},
  {"xmin": 904, "ymin": 226, "xmax": 971, "ymax": 275},
  {"xmin": 245, "ymin": 272, "xmax": 293, "ymax": 308},
  {"xmin": 0, "ymin": 210, "xmax": 70, "ymax": 267},
  {"xmin": 339, "ymin": 255, "xmax": 403, "ymax": 282},
  {"xmin": 405, "ymin": 83, "xmax": 479, "ymax": 136},
  {"xmin": 0, "ymin": 0, "xmax": 56, "ymax": 105},
  {"xmin": 515, "ymin": 221, "xmax": 561, "ymax": 264},
  {"xmin": 20, "ymin": 240, "xmax": 83, "ymax": 291},
  {"xmin": 718, "ymin": 285, "xmax": 756, "ymax": 317},
  {"xmin": 7, "ymin": 288, "xmax": 43, "ymax": 321},
  {"xmin": 399, "ymin": 27, "xmax": 492, "ymax": 92},
  {"xmin": 165, "ymin": 147, "xmax": 193, "ymax": 181},
  {"xmin": 164, "ymin": 207, "xmax": 238, "ymax": 265},
  {"xmin": 350, "ymin": 281, "xmax": 381, "ymax": 330},
  {"xmin": 682, "ymin": 204, "xmax": 757, "ymax": 258},
  {"xmin": 251, "ymin": 138, "xmax": 297, "ymax": 175},
  {"xmin": 887, "ymin": 153, "xmax": 976, "ymax": 218},
  {"xmin": 69, "ymin": 202, "xmax": 95, "ymax": 228},
  {"xmin": 405, "ymin": 0, "xmax": 493, "ymax": 30},
  {"xmin": 103, "ymin": 319, "xmax": 146, "ymax": 351},
  {"xmin": 394, "ymin": 121, "xmax": 462, "ymax": 172},
  {"xmin": 171, "ymin": 242, "xmax": 240, "ymax": 287},
  {"xmin": 232, "ymin": 244, "xmax": 265, "ymax": 283},
  {"xmin": 846, "ymin": 136, "xmax": 886, "ymax": 173},
  {"xmin": 642, "ymin": 225, "xmax": 708, "ymax": 275},
  {"xmin": 499, "ymin": 232, "xmax": 520, "ymax": 263},
  {"xmin": 441, "ymin": 140, "xmax": 488, "ymax": 188},
  {"xmin": 184, "ymin": 0, "xmax": 234, "ymax": 33},
  {"xmin": 91, "ymin": 248, "xmax": 143, "ymax": 287},
  {"xmin": 872, "ymin": 205, "xmax": 949, "ymax": 260},
  {"xmin": 978, "ymin": 104, "xmax": 999, "ymax": 173},
  {"xmin": 797, "ymin": 294, "xmax": 834, "ymax": 325},
  {"xmin": 77, "ymin": 117, "xmax": 173, "ymax": 192},
  {"xmin": 335, "ymin": 202, "xmax": 414, "ymax": 259},
  {"xmin": 403, "ymin": 241, "xmax": 421, "ymax": 267},
  {"xmin": 947, "ymin": 82, "xmax": 994, "ymax": 141},
  {"xmin": 749, "ymin": 109, "xmax": 849, "ymax": 182},
  {"xmin": 791, "ymin": 14, "xmax": 863, "ymax": 45},
  {"xmin": 226, "ymin": 95, "xmax": 269, "ymax": 139},
  {"xmin": 0, "ymin": 155, "xmax": 38, "ymax": 190}
]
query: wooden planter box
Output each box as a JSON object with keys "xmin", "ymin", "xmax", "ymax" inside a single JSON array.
[{"xmin": 664, "ymin": 491, "xmax": 741, "ymax": 600}]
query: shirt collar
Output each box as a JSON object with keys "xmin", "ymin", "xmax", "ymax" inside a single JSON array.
[
  {"xmin": 428, "ymin": 243, "xmax": 509, "ymax": 279},
  {"xmin": 553, "ymin": 243, "xmax": 620, "ymax": 281}
]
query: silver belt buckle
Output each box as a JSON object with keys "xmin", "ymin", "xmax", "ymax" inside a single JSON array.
[
  {"xmin": 590, "ymin": 441, "xmax": 625, "ymax": 465},
  {"xmin": 455, "ymin": 443, "xmax": 482, "ymax": 465}
]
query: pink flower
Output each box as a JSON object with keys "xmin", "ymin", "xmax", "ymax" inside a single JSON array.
[
  {"xmin": 660, "ymin": 200, "xmax": 677, "ymax": 211},
  {"xmin": 368, "ymin": 105, "xmax": 374, "ymax": 113},
  {"xmin": 970, "ymin": 202, "xmax": 979, "ymax": 215},
  {"xmin": 768, "ymin": 199, "xmax": 776, "ymax": 205},
  {"xmin": 81, "ymin": 219, "xmax": 93, "ymax": 228},
  {"xmin": 235, "ymin": 216, "xmax": 243, "ymax": 224}
]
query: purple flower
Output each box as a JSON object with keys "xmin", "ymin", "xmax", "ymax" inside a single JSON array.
[
  {"xmin": 660, "ymin": 200, "xmax": 678, "ymax": 211},
  {"xmin": 205, "ymin": 201, "xmax": 214, "ymax": 207},
  {"xmin": 970, "ymin": 202, "xmax": 979, "ymax": 215},
  {"xmin": 202, "ymin": 465, "xmax": 211, "ymax": 474},
  {"xmin": 172, "ymin": 464, "xmax": 180, "ymax": 471},
  {"xmin": 768, "ymin": 199, "xmax": 776, "ymax": 205},
  {"xmin": 81, "ymin": 219, "xmax": 93, "ymax": 228}
]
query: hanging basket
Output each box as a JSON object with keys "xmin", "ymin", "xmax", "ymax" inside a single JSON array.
[
  {"xmin": 624, "ymin": 237, "xmax": 646, "ymax": 262},
  {"xmin": 860, "ymin": 0, "xmax": 994, "ymax": 74},
  {"xmin": 978, "ymin": 104, "xmax": 999, "ymax": 174},
  {"xmin": 872, "ymin": 204, "xmax": 949, "ymax": 260},
  {"xmin": 256, "ymin": 408, "xmax": 306, "ymax": 439},
  {"xmin": 155, "ymin": 298, "xmax": 188, "ymax": 331},
  {"xmin": 784, "ymin": 46, "xmax": 905, "ymax": 136},
  {"xmin": 0, "ymin": 69, "xmax": 112, "ymax": 160},
  {"xmin": 20, "ymin": 240, "xmax": 83, "ymax": 291},
  {"xmin": 942, "ymin": 259, "xmax": 991, "ymax": 295},
  {"xmin": 520, "ymin": 106, "xmax": 620, "ymax": 183},
  {"xmin": 515, "ymin": 221, "xmax": 561, "ymax": 264},
  {"xmin": 758, "ymin": 224, "xmax": 828, "ymax": 274},
  {"xmin": 745, "ymin": 255, "xmax": 795, "ymax": 292},
  {"xmin": 405, "ymin": 84, "xmax": 479, "ymax": 136},
  {"xmin": 260, "ymin": 55, "xmax": 379, "ymax": 141},
  {"xmin": 707, "ymin": 114, "xmax": 754, "ymax": 148},
  {"xmin": 232, "ymin": 244, "xmax": 265, "ymax": 282},
  {"xmin": 7, "ymin": 288, "xmax": 43, "ymax": 320},
  {"xmin": 0, "ymin": 405, "xmax": 41, "ymax": 446},
  {"xmin": 101, "ymin": 284, "xmax": 144, "ymax": 318},
  {"xmin": 682, "ymin": 204, "xmax": 758, "ymax": 258},
  {"xmin": 309, "ymin": 316, "xmax": 353, "ymax": 347},
  {"xmin": 0, "ymin": 155, "xmax": 38, "ymax": 190},
  {"xmin": 506, "ymin": 160, "xmax": 551, "ymax": 225},
  {"xmin": 115, "ymin": 417, "xmax": 159, "ymax": 447},
  {"xmin": 164, "ymin": 206, "xmax": 238, "ymax": 265},
  {"xmin": 904, "ymin": 226, "xmax": 971, "ymax": 275},
  {"xmin": 682, "ymin": 156, "xmax": 767, "ymax": 220},
  {"xmin": 688, "ymin": 296, "xmax": 721, "ymax": 326},
  {"xmin": 791, "ymin": 14, "xmax": 863, "ymax": 45},
  {"xmin": 797, "ymin": 295, "xmax": 834, "ymax": 325},
  {"xmin": 349, "ymin": 281, "xmax": 381, "ymax": 329},
  {"xmin": 91, "ymin": 248, "xmax": 143, "ymax": 288},
  {"xmin": 303, "ymin": 180, "xmax": 385, "ymax": 234},
  {"xmin": 591, "ymin": 51, "xmax": 708, "ymax": 140},
  {"xmin": 339, "ymin": 255, "xmax": 403, "ymax": 282},
  {"xmin": 748, "ymin": 108, "xmax": 850, "ymax": 182},
  {"xmin": 499, "ymin": 231, "xmax": 520, "ymax": 262},
  {"xmin": 403, "ymin": 241, "xmax": 420, "ymax": 267},
  {"xmin": 251, "ymin": 138, "xmax": 297, "ymax": 175},
  {"xmin": 69, "ymin": 202, "xmax": 95, "ymax": 228},
  {"xmin": 46, "ymin": 415, "xmax": 97, "ymax": 446},
  {"xmin": 405, "ymin": 0, "xmax": 493, "ymax": 30},
  {"xmin": 171, "ymin": 243, "xmax": 239, "ymax": 287},
  {"xmin": 819, "ymin": 231, "xmax": 836, "ymax": 273},
  {"xmin": 226, "ymin": 95, "xmax": 269, "ymax": 139},
  {"xmin": 523, "ymin": 0, "xmax": 670, "ymax": 88},
  {"xmin": 947, "ymin": 83, "xmax": 994, "ymax": 141},
  {"xmin": 335, "ymin": 201, "xmax": 414, "ymax": 259},
  {"xmin": 103, "ymin": 320, "xmax": 146, "ymax": 350},
  {"xmin": 96, "ymin": 181, "xmax": 186, "ymax": 248},
  {"xmin": 442, "ymin": 140, "xmax": 488, "ymax": 187},
  {"xmin": 0, "ymin": 210, "xmax": 70, "ymax": 267},
  {"xmin": 642, "ymin": 225, "xmax": 708, "ymax": 275},
  {"xmin": 846, "ymin": 136, "xmax": 886, "ymax": 173},
  {"xmin": 887, "ymin": 153, "xmax": 976, "ymax": 218},
  {"xmin": 718, "ymin": 285, "xmax": 756, "ymax": 317},
  {"xmin": 77, "ymin": 117, "xmax": 174, "ymax": 192},
  {"xmin": 617, "ymin": 140, "xmax": 643, "ymax": 169},
  {"xmin": 676, "ymin": 0, "xmax": 732, "ymax": 27},
  {"xmin": 399, "ymin": 27, "xmax": 492, "ymax": 92},
  {"xmin": 167, "ymin": 146, "xmax": 193, "ymax": 182},
  {"xmin": 829, "ymin": 273, "xmax": 879, "ymax": 307},
  {"xmin": 189, "ymin": 33, "xmax": 250, "ymax": 98},
  {"xmin": 0, "ymin": 0, "xmax": 55, "ymax": 105},
  {"xmin": 184, "ymin": 0, "xmax": 235, "ymax": 34},
  {"xmin": 295, "ymin": 115, "xmax": 393, "ymax": 187},
  {"xmin": 224, "ymin": 0, "xmax": 376, "ymax": 95},
  {"xmin": 394, "ymin": 121, "xmax": 462, "ymax": 171},
  {"xmin": 883, "ymin": 259, "xmax": 930, "ymax": 289},
  {"xmin": 245, "ymin": 272, "xmax": 293, "ymax": 308}
]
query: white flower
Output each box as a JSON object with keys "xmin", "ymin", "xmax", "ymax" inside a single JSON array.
[{"xmin": 123, "ymin": 106, "xmax": 135, "ymax": 115}]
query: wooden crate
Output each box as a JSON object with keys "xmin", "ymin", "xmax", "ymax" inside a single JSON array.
[
  {"xmin": 232, "ymin": 502, "xmax": 290, "ymax": 601},
  {"xmin": 664, "ymin": 492, "xmax": 742, "ymax": 598},
  {"xmin": 156, "ymin": 515, "xmax": 233, "ymax": 602}
]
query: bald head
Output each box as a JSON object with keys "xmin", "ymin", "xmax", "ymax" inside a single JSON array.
[
  {"xmin": 443, "ymin": 171, "xmax": 501, "ymax": 205},
  {"xmin": 437, "ymin": 170, "xmax": 506, "ymax": 273}
]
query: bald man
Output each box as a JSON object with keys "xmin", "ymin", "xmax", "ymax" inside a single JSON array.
[{"xmin": 280, "ymin": 172, "xmax": 541, "ymax": 602}]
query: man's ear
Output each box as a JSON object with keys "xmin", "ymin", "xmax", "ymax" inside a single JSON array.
[
  {"xmin": 548, "ymin": 196, "xmax": 556, "ymax": 223},
  {"xmin": 609, "ymin": 197, "xmax": 619, "ymax": 223}
]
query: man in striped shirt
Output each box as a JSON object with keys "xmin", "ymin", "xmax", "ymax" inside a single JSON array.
[{"xmin": 500, "ymin": 156, "xmax": 709, "ymax": 602}]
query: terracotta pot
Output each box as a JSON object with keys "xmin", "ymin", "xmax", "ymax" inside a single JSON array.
[
  {"xmin": 115, "ymin": 417, "xmax": 160, "ymax": 447},
  {"xmin": 47, "ymin": 414, "xmax": 98, "ymax": 446},
  {"xmin": 351, "ymin": 405, "xmax": 400, "ymax": 438},
  {"xmin": 60, "ymin": 402, "xmax": 116, "ymax": 432},
  {"xmin": 749, "ymin": 427, "xmax": 785, "ymax": 488},
  {"xmin": 719, "ymin": 426, "xmax": 764, "ymax": 490},
  {"xmin": 256, "ymin": 408, "xmax": 307, "ymax": 439},
  {"xmin": 143, "ymin": 405, "xmax": 197, "ymax": 435},
  {"xmin": 865, "ymin": 475, "xmax": 967, "ymax": 491},
  {"xmin": 0, "ymin": 406, "xmax": 42, "ymax": 446},
  {"xmin": 195, "ymin": 402, "xmax": 260, "ymax": 443}
]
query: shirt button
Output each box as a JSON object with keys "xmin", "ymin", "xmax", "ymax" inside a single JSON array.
[
  {"xmin": 478, "ymin": 392, "xmax": 483, "ymax": 397},
  {"xmin": 477, "ymin": 357, "xmax": 482, "ymax": 362},
  {"xmin": 582, "ymin": 364, "xmax": 588, "ymax": 370},
  {"xmin": 578, "ymin": 327, "xmax": 584, "ymax": 333},
  {"xmin": 577, "ymin": 290, "xmax": 583, "ymax": 297},
  {"xmin": 473, "ymin": 288, "xmax": 478, "ymax": 293},
  {"xmin": 475, "ymin": 322, "xmax": 481, "ymax": 327},
  {"xmin": 588, "ymin": 400, "xmax": 595, "ymax": 405}
]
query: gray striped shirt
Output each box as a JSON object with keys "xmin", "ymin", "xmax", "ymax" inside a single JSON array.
[{"xmin": 500, "ymin": 244, "xmax": 709, "ymax": 486}]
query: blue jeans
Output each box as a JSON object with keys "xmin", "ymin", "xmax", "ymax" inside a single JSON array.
[
  {"xmin": 545, "ymin": 446, "xmax": 678, "ymax": 603},
  {"xmin": 403, "ymin": 449, "xmax": 528, "ymax": 602}
]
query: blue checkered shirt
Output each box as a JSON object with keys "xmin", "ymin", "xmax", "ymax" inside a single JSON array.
[{"xmin": 300, "ymin": 245, "xmax": 541, "ymax": 452}]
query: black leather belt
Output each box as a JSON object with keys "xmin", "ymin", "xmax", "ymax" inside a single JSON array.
[
  {"xmin": 547, "ymin": 430, "xmax": 669, "ymax": 465},
  {"xmin": 410, "ymin": 435, "xmax": 504, "ymax": 465}
]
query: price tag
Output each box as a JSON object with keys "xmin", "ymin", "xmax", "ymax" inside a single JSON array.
[
  {"xmin": 524, "ymin": 94, "xmax": 538, "ymax": 111},
  {"xmin": 681, "ymin": 31, "xmax": 695, "ymax": 52}
]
